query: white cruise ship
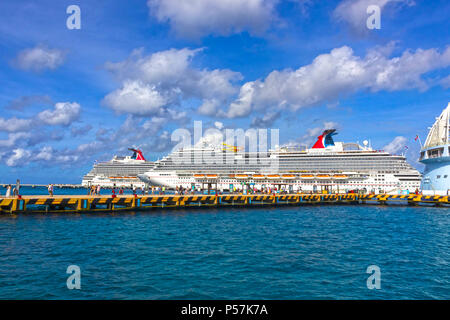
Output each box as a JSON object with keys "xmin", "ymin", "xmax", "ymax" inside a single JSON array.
[
  {"xmin": 82, "ymin": 148, "xmax": 154, "ymax": 188},
  {"xmin": 137, "ymin": 130, "xmax": 421, "ymax": 194},
  {"xmin": 419, "ymin": 102, "xmax": 450, "ymax": 195}
]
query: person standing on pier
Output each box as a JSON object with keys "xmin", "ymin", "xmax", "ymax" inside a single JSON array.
[
  {"xmin": 48, "ymin": 184, "xmax": 54, "ymax": 197},
  {"xmin": 96, "ymin": 185, "xmax": 101, "ymax": 195},
  {"xmin": 5, "ymin": 185, "xmax": 11, "ymax": 197},
  {"xmin": 16, "ymin": 179, "xmax": 20, "ymax": 197}
]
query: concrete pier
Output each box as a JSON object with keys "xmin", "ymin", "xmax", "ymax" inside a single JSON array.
[{"xmin": 0, "ymin": 193, "xmax": 448, "ymax": 214}]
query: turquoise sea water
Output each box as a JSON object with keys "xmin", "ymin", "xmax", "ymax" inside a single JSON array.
[{"xmin": 0, "ymin": 187, "xmax": 449, "ymax": 299}]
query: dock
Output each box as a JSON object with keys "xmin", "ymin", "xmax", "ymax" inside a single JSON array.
[{"xmin": 0, "ymin": 193, "xmax": 449, "ymax": 214}]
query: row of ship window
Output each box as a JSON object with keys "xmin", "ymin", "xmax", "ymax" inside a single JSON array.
[{"xmin": 175, "ymin": 178, "xmax": 394, "ymax": 184}]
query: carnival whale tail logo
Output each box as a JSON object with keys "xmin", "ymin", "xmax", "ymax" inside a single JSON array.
[
  {"xmin": 312, "ymin": 129, "xmax": 337, "ymax": 149},
  {"xmin": 128, "ymin": 148, "xmax": 146, "ymax": 161}
]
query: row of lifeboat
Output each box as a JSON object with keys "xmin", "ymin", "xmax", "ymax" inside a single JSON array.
[{"xmin": 193, "ymin": 174, "xmax": 348, "ymax": 180}]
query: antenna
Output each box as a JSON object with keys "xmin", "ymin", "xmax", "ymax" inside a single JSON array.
[{"xmin": 417, "ymin": 136, "xmax": 423, "ymax": 149}]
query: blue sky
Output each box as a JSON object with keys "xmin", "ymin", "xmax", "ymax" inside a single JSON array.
[{"xmin": 0, "ymin": 0, "xmax": 449, "ymax": 183}]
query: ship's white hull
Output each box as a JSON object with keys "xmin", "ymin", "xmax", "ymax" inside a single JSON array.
[
  {"xmin": 82, "ymin": 176, "xmax": 145, "ymax": 188},
  {"xmin": 138, "ymin": 171, "xmax": 421, "ymax": 194}
]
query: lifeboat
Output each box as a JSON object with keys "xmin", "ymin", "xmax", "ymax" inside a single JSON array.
[
  {"xmin": 194, "ymin": 174, "xmax": 205, "ymax": 178},
  {"xmin": 281, "ymin": 174, "xmax": 296, "ymax": 179},
  {"xmin": 235, "ymin": 174, "xmax": 248, "ymax": 179},
  {"xmin": 267, "ymin": 174, "xmax": 280, "ymax": 179},
  {"xmin": 332, "ymin": 174, "xmax": 348, "ymax": 180},
  {"xmin": 316, "ymin": 174, "xmax": 331, "ymax": 179},
  {"xmin": 300, "ymin": 174, "xmax": 314, "ymax": 179},
  {"xmin": 253, "ymin": 174, "xmax": 265, "ymax": 179},
  {"xmin": 206, "ymin": 174, "xmax": 218, "ymax": 178}
]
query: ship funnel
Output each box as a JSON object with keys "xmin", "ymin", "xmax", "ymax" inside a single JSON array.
[
  {"xmin": 423, "ymin": 102, "xmax": 450, "ymax": 149},
  {"xmin": 312, "ymin": 129, "xmax": 337, "ymax": 149}
]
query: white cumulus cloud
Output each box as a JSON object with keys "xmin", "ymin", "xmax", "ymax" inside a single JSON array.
[
  {"xmin": 147, "ymin": 0, "xmax": 277, "ymax": 39},
  {"xmin": 14, "ymin": 45, "xmax": 65, "ymax": 72},
  {"xmin": 6, "ymin": 148, "xmax": 32, "ymax": 167},
  {"xmin": 37, "ymin": 102, "xmax": 81, "ymax": 126},
  {"xmin": 0, "ymin": 117, "xmax": 33, "ymax": 132},
  {"xmin": 103, "ymin": 48, "xmax": 241, "ymax": 117},
  {"xmin": 104, "ymin": 80, "xmax": 168, "ymax": 115},
  {"xmin": 34, "ymin": 146, "xmax": 54, "ymax": 161},
  {"xmin": 383, "ymin": 136, "xmax": 407, "ymax": 154},
  {"xmin": 333, "ymin": 0, "xmax": 415, "ymax": 34},
  {"xmin": 223, "ymin": 45, "xmax": 450, "ymax": 118},
  {"xmin": 0, "ymin": 132, "xmax": 32, "ymax": 148},
  {"xmin": 250, "ymin": 111, "xmax": 280, "ymax": 128}
]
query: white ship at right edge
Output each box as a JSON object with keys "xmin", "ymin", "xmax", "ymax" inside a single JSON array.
[{"xmin": 420, "ymin": 102, "xmax": 450, "ymax": 195}]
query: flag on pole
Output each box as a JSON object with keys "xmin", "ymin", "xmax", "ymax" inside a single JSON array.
[
  {"xmin": 404, "ymin": 145, "xmax": 409, "ymax": 150},
  {"xmin": 414, "ymin": 135, "xmax": 419, "ymax": 141}
]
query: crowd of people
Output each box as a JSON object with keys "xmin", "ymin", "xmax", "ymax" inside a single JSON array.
[
  {"xmin": 108, "ymin": 185, "xmax": 167, "ymax": 196},
  {"xmin": 4, "ymin": 184, "xmax": 20, "ymax": 197},
  {"xmin": 2, "ymin": 184, "xmax": 424, "ymax": 198},
  {"xmin": 88, "ymin": 185, "xmax": 101, "ymax": 195}
]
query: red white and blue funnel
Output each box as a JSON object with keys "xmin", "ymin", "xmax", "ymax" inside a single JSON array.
[
  {"xmin": 128, "ymin": 148, "xmax": 146, "ymax": 161},
  {"xmin": 312, "ymin": 129, "xmax": 337, "ymax": 149}
]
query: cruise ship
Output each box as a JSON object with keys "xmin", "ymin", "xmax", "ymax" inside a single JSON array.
[
  {"xmin": 82, "ymin": 148, "xmax": 154, "ymax": 188},
  {"xmin": 420, "ymin": 102, "xmax": 450, "ymax": 195},
  {"xmin": 138, "ymin": 130, "xmax": 421, "ymax": 194}
]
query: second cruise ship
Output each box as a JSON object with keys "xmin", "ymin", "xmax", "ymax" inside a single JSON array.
[
  {"xmin": 82, "ymin": 148, "xmax": 154, "ymax": 188},
  {"xmin": 138, "ymin": 130, "xmax": 421, "ymax": 194}
]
